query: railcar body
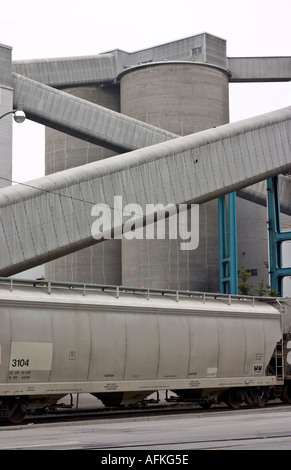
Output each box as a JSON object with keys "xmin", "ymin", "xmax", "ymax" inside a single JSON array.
[{"xmin": 0, "ymin": 278, "xmax": 290, "ymax": 423}]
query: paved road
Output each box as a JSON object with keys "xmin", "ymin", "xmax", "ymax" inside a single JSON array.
[{"xmin": 1, "ymin": 404, "xmax": 291, "ymax": 451}]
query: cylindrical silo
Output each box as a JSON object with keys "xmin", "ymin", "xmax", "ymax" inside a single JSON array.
[
  {"xmin": 120, "ymin": 62, "xmax": 230, "ymax": 291},
  {"xmin": 45, "ymin": 85, "xmax": 122, "ymax": 285}
]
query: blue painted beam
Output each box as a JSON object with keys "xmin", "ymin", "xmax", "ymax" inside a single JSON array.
[
  {"xmin": 218, "ymin": 193, "xmax": 238, "ymax": 294},
  {"xmin": 267, "ymin": 176, "xmax": 291, "ymax": 296}
]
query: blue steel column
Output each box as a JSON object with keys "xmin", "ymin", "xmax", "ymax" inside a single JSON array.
[
  {"xmin": 267, "ymin": 176, "xmax": 291, "ymax": 296},
  {"xmin": 218, "ymin": 195, "xmax": 227, "ymax": 293},
  {"xmin": 218, "ymin": 192, "xmax": 238, "ymax": 294}
]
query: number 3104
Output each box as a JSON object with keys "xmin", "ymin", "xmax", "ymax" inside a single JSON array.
[{"xmin": 11, "ymin": 359, "xmax": 30, "ymax": 367}]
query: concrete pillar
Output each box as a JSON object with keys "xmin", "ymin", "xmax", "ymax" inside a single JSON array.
[{"xmin": 0, "ymin": 44, "xmax": 13, "ymax": 189}]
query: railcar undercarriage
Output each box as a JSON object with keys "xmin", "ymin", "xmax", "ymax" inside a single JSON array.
[{"xmin": 2, "ymin": 382, "xmax": 291, "ymax": 424}]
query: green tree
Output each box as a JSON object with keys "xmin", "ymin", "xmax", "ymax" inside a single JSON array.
[
  {"xmin": 238, "ymin": 265, "xmax": 253, "ymax": 295},
  {"xmin": 255, "ymin": 279, "xmax": 268, "ymax": 297},
  {"xmin": 268, "ymin": 287, "xmax": 280, "ymax": 297},
  {"xmin": 255, "ymin": 279, "xmax": 280, "ymax": 297}
]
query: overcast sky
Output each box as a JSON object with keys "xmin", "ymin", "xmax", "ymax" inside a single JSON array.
[{"xmin": 1, "ymin": 0, "xmax": 291, "ymax": 182}]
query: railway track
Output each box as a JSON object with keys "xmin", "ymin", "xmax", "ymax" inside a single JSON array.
[{"xmin": 1, "ymin": 398, "xmax": 288, "ymax": 428}]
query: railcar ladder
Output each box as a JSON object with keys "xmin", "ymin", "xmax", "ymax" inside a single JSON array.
[{"xmin": 274, "ymin": 339, "xmax": 284, "ymax": 380}]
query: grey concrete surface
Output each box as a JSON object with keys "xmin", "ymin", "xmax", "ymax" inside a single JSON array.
[{"xmin": 1, "ymin": 402, "xmax": 291, "ymax": 450}]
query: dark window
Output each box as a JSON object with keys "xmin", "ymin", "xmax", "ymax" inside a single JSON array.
[
  {"xmin": 238, "ymin": 268, "xmax": 258, "ymax": 277},
  {"xmin": 191, "ymin": 46, "xmax": 203, "ymax": 56}
]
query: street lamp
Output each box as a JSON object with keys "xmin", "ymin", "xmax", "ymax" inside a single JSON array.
[{"xmin": 0, "ymin": 104, "xmax": 26, "ymax": 123}]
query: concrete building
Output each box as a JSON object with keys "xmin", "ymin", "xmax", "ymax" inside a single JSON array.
[{"xmin": 1, "ymin": 33, "xmax": 291, "ymax": 293}]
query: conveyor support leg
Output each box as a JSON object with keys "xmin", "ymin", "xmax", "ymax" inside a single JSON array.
[
  {"xmin": 218, "ymin": 192, "xmax": 238, "ymax": 294},
  {"xmin": 267, "ymin": 176, "xmax": 291, "ymax": 296}
]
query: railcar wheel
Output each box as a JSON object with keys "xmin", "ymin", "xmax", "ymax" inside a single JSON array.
[
  {"xmin": 8, "ymin": 398, "xmax": 28, "ymax": 424},
  {"xmin": 281, "ymin": 384, "xmax": 291, "ymax": 404},
  {"xmin": 225, "ymin": 389, "xmax": 243, "ymax": 409},
  {"xmin": 256, "ymin": 388, "xmax": 270, "ymax": 407}
]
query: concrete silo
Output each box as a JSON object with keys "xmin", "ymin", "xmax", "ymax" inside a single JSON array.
[
  {"xmin": 45, "ymin": 85, "xmax": 122, "ymax": 285},
  {"xmin": 119, "ymin": 61, "xmax": 230, "ymax": 291}
]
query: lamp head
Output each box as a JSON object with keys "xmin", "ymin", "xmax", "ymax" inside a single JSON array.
[{"xmin": 13, "ymin": 104, "xmax": 26, "ymax": 123}]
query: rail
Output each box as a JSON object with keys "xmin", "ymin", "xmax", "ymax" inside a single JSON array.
[{"xmin": 0, "ymin": 276, "xmax": 278, "ymax": 305}]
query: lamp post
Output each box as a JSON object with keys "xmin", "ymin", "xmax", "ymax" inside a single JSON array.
[{"xmin": 0, "ymin": 104, "xmax": 26, "ymax": 123}]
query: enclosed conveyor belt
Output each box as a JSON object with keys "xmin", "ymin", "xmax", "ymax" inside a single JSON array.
[
  {"xmin": 12, "ymin": 73, "xmax": 177, "ymax": 153},
  {"xmin": 12, "ymin": 53, "xmax": 117, "ymax": 88},
  {"xmin": 12, "ymin": 54, "xmax": 291, "ymax": 87},
  {"xmin": 237, "ymin": 174, "xmax": 291, "ymax": 216},
  {"xmin": 12, "ymin": 73, "xmax": 291, "ymax": 214},
  {"xmin": 0, "ymin": 107, "xmax": 290, "ymax": 276}
]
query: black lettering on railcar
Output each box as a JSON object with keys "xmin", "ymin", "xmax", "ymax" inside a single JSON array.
[{"xmin": 11, "ymin": 359, "xmax": 30, "ymax": 367}]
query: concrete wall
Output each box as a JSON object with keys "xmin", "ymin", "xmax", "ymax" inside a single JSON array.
[
  {"xmin": 0, "ymin": 44, "xmax": 13, "ymax": 189},
  {"xmin": 45, "ymin": 85, "xmax": 122, "ymax": 284}
]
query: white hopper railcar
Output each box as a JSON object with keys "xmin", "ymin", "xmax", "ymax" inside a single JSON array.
[{"xmin": 0, "ymin": 278, "xmax": 291, "ymax": 423}]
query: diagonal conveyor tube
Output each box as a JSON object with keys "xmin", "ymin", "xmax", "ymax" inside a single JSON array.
[
  {"xmin": 12, "ymin": 73, "xmax": 177, "ymax": 153},
  {"xmin": 0, "ymin": 106, "xmax": 290, "ymax": 276},
  {"xmin": 237, "ymin": 175, "xmax": 291, "ymax": 215},
  {"xmin": 12, "ymin": 73, "xmax": 291, "ymax": 213}
]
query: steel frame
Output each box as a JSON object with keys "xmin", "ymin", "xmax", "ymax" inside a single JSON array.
[
  {"xmin": 267, "ymin": 176, "xmax": 291, "ymax": 296},
  {"xmin": 218, "ymin": 192, "xmax": 238, "ymax": 294}
]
